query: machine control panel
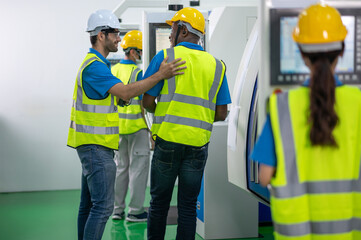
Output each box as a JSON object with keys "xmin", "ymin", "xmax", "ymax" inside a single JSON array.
[{"xmin": 270, "ymin": 8, "xmax": 361, "ymax": 85}]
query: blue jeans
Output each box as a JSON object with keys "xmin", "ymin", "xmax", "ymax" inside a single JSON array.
[
  {"xmin": 76, "ymin": 144, "xmax": 116, "ymax": 240},
  {"xmin": 147, "ymin": 137, "xmax": 208, "ymax": 240}
]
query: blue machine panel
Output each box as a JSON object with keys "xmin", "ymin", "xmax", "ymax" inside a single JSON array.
[{"xmin": 196, "ymin": 176, "xmax": 205, "ymax": 222}]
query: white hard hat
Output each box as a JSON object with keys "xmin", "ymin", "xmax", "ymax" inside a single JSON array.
[{"xmin": 86, "ymin": 9, "xmax": 121, "ymax": 36}]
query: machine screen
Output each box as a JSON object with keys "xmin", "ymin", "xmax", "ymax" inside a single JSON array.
[
  {"xmin": 280, "ymin": 16, "xmax": 355, "ymax": 74},
  {"xmin": 149, "ymin": 23, "xmax": 172, "ymax": 62},
  {"xmin": 155, "ymin": 28, "xmax": 172, "ymax": 54},
  {"xmin": 270, "ymin": 8, "xmax": 361, "ymax": 85}
]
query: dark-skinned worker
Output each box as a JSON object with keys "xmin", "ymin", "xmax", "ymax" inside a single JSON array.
[{"xmin": 142, "ymin": 7, "xmax": 232, "ymax": 240}]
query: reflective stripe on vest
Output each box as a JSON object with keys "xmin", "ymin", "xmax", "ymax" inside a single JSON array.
[
  {"xmin": 70, "ymin": 121, "xmax": 118, "ymax": 135},
  {"xmin": 271, "ymin": 91, "xmax": 361, "ymax": 238},
  {"xmin": 154, "ymin": 115, "xmax": 213, "ymax": 131},
  {"xmin": 153, "ymin": 48, "xmax": 224, "ymax": 132},
  {"xmin": 276, "ymin": 218, "xmax": 361, "ymax": 237},
  {"xmin": 67, "ymin": 54, "xmax": 119, "ymax": 149},
  {"xmin": 73, "ymin": 57, "xmax": 116, "ymax": 114},
  {"xmin": 157, "ymin": 48, "xmax": 223, "ymax": 111},
  {"xmin": 111, "ymin": 63, "xmax": 147, "ymax": 134}
]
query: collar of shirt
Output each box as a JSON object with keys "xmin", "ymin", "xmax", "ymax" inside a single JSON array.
[
  {"xmin": 89, "ymin": 48, "xmax": 111, "ymax": 68},
  {"xmin": 120, "ymin": 59, "xmax": 137, "ymax": 65},
  {"xmin": 302, "ymin": 75, "xmax": 343, "ymax": 87},
  {"xmin": 176, "ymin": 42, "xmax": 204, "ymax": 51}
]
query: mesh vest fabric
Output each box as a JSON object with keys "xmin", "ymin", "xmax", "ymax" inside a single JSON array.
[
  {"xmin": 151, "ymin": 46, "xmax": 225, "ymax": 147},
  {"xmin": 269, "ymin": 86, "xmax": 361, "ymax": 240},
  {"xmin": 111, "ymin": 63, "xmax": 146, "ymax": 134},
  {"xmin": 67, "ymin": 53, "xmax": 119, "ymax": 150}
]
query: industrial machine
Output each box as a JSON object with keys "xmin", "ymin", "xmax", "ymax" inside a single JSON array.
[{"xmin": 227, "ymin": 0, "xmax": 361, "ymax": 225}]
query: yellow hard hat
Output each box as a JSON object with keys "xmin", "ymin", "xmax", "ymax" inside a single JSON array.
[
  {"xmin": 293, "ymin": 3, "xmax": 347, "ymax": 44},
  {"xmin": 166, "ymin": 7, "xmax": 205, "ymax": 34},
  {"xmin": 120, "ymin": 30, "xmax": 142, "ymax": 50}
]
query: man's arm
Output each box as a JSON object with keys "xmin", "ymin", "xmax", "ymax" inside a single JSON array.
[
  {"xmin": 143, "ymin": 93, "xmax": 157, "ymax": 113},
  {"xmin": 259, "ymin": 164, "xmax": 276, "ymax": 187},
  {"xmin": 108, "ymin": 57, "xmax": 185, "ymax": 100},
  {"xmin": 214, "ymin": 105, "xmax": 227, "ymax": 122}
]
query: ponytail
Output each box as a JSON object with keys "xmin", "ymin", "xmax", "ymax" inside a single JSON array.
[{"xmin": 302, "ymin": 44, "xmax": 344, "ymax": 147}]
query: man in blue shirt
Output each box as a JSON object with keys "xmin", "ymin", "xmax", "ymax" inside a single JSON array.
[
  {"xmin": 143, "ymin": 7, "xmax": 231, "ymax": 240},
  {"xmin": 68, "ymin": 9, "xmax": 186, "ymax": 240}
]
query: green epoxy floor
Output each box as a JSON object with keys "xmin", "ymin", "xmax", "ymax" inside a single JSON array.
[{"xmin": 0, "ymin": 188, "xmax": 274, "ymax": 240}]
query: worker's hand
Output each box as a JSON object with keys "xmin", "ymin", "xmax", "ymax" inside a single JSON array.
[
  {"xmin": 158, "ymin": 56, "xmax": 186, "ymax": 79},
  {"xmin": 118, "ymin": 99, "xmax": 130, "ymax": 107}
]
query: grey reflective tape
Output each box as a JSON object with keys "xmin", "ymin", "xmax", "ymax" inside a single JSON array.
[
  {"xmin": 69, "ymin": 121, "xmax": 118, "ymax": 135},
  {"xmin": 275, "ymin": 218, "xmax": 361, "ymax": 236},
  {"xmin": 271, "ymin": 180, "xmax": 361, "ymax": 198},
  {"xmin": 75, "ymin": 102, "xmax": 116, "ymax": 114},
  {"xmin": 166, "ymin": 48, "xmax": 175, "ymax": 65},
  {"xmin": 165, "ymin": 48, "xmax": 176, "ymax": 100},
  {"xmin": 208, "ymin": 59, "xmax": 223, "ymax": 102},
  {"xmin": 110, "ymin": 94, "xmax": 115, "ymax": 106},
  {"xmin": 159, "ymin": 94, "xmax": 172, "ymax": 102},
  {"xmin": 130, "ymin": 99, "xmax": 140, "ymax": 105},
  {"xmin": 118, "ymin": 113, "xmax": 143, "ymax": 119},
  {"xmin": 77, "ymin": 57, "xmax": 98, "ymax": 104},
  {"xmin": 164, "ymin": 115, "xmax": 213, "ymax": 131},
  {"xmin": 153, "ymin": 115, "xmax": 212, "ymax": 131},
  {"xmin": 277, "ymin": 92, "xmax": 299, "ymax": 184},
  {"xmin": 172, "ymin": 93, "xmax": 216, "ymax": 110},
  {"xmin": 130, "ymin": 68, "xmax": 141, "ymax": 84},
  {"xmin": 153, "ymin": 116, "xmax": 164, "ymax": 124}
]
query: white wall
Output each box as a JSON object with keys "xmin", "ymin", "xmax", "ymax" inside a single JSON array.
[
  {"xmin": 0, "ymin": 0, "xmax": 257, "ymax": 192},
  {"xmin": 0, "ymin": 0, "xmax": 133, "ymax": 192}
]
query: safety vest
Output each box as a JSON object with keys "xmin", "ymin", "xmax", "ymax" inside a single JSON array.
[
  {"xmin": 67, "ymin": 53, "xmax": 119, "ymax": 150},
  {"xmin": 151, "ymin": 46, "xmax": 226, "ymax": 147},
  {"xmin": 111, "ymin": 63, "xmax": 147, "ymax": 134},
  {"xmin": 269, "ymin": 86, "xmax": 361, "ymax": 240}
]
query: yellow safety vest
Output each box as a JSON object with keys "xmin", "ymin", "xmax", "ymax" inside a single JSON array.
[
  {"xmin": 111, "ymin": 63, "xmax": 147, "ymax": 134},
  {"xmin": 269, "ymin": 86, "xmax": 361, "ymax": 240},
  {"xmin": 151, "ymin": 46, "xmax": 226, "ymax": 147},
  {"xmin": 67, "ymin": 53, "xmax": 119, "ymax": 150}
]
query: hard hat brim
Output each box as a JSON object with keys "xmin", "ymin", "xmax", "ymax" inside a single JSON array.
[{"xmin": 165, "ymin": 20, "xmax": 173, "ymax": 26}]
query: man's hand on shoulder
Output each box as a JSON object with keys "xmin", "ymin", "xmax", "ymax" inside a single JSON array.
[{"xmin": 158, "ymin": 56, "xmax": 186, "ymax": 79}]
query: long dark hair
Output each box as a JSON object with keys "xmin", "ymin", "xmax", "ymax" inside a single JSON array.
[{"xmin": 300, "ymin": 43, "xmax": 344, "ymax": 147}]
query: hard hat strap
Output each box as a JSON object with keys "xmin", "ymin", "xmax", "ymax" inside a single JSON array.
[
  {"xmin": 124, "ymin": 48, "xmax": 142, "ymax": 61},
  {"xmin": 174, "ymin": 23, "xmax": 182, "ymax": 46},
  {"xmin": 88, "ymin": 26, "xmax": 112, "ymax": 36},
  {"xmin": 178, "ymin": 21, "xmax": 204, "ymax": 39}
]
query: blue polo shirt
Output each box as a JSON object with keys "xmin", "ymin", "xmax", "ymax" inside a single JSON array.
[
  {"xmin": 144, "ymin": 42, "xmax": 232, "ymax": 105},
  {"xmin": 82, "ymin": 48, "xmax": 122, "ymax": 100},
  {"xmin": 251, "ymin": 77, "xmax": 343, "ymax": 167}
]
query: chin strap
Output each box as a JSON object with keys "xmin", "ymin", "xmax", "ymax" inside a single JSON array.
[{"xmin": 174, "ymin": 22, "xmax": 182, "ymax": 46}]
